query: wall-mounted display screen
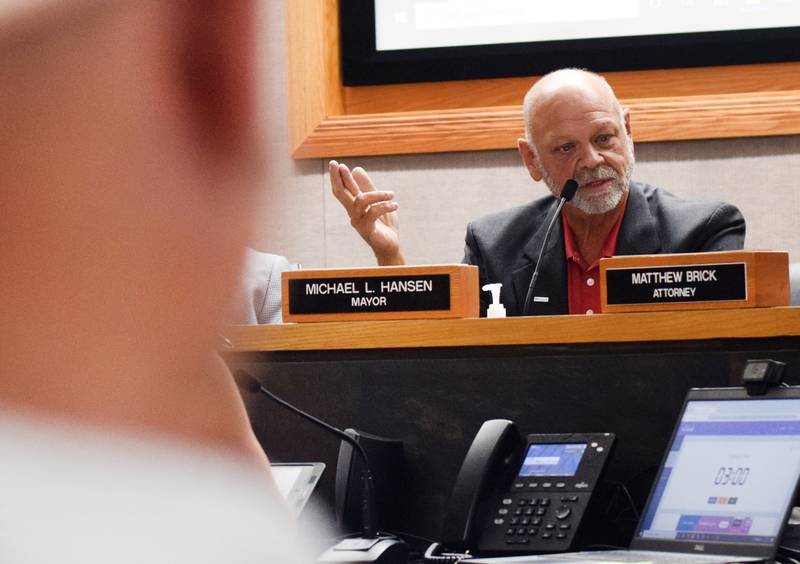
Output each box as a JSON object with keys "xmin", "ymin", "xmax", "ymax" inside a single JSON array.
[
  {"xmin": 340, "ymin": 0, "xmax": 800, "ymax": 86},
  {"xmin": 375, "ymin": 0, "xmax": 800, "ymax": 51}
]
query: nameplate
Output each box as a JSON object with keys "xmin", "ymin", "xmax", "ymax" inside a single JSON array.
[
  {"xmin": 282, "ymin": 265, "xmax": 479, "ymax": 322},
  {"xmin": 606, "ymin": 263, "xmax": 747, "ymax": 305},
  {"xmin": 289, "ymin": 275, "xmax": 450, "ymax": 314},
  {"xmin": 600, "ymin": 251, "xmax": 789, "ymax": 313}
]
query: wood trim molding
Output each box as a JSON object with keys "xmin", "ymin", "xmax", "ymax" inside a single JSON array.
[
  {"xmin": 286, "ymin": 0, "xmax": 800, "ymax": 159},
  {"xmin": 222, "ymin": 307, "xmax": 800, "ymax": 352}
]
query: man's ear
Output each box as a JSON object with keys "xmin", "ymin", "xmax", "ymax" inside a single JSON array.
[
  {"xmin": 517, "ymin": 138, "xmax": 543, "ymax": 182},
  {"xmin": 181, "ymin": 0, "xmax": 255, "ymax": 154},
  {"xmin": 623, "ymin": 107, "xmax": 632, "ymax": 137}
]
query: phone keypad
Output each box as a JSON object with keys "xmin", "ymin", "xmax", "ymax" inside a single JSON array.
[{"xmin": 487, "ymin": 493, "xmax": 588, "ymax": 551}]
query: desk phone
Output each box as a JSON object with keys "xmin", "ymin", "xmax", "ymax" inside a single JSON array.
[{"xmin": 439, "ymin": 420, "xmax": 615, "ymax": 557}]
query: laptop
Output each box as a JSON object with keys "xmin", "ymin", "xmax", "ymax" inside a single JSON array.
[
  {"xmin": 270, "ymin": 462, "xmax": 325, "ymax": 518},
  {"xmin": 470, "ymin": 386, "xmax": 800, "ymax": 563}
]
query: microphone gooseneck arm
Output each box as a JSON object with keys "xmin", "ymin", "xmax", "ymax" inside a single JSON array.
[
  {"xmin": 233, "ymin": 370, "xmax": 378, "ymax": 538},
  {"xmin": 522, "ymin": 179, "xmax": 579, "ymax": 316}
]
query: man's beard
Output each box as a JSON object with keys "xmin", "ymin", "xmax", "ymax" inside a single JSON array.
[{"xmin": 539, "ymin": 140, "xmax": 635, "ymax": 215}]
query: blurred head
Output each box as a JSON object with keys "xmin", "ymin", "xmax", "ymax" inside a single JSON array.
[
  {"xmin": 517, "ymin": 68, "xmax": 635, "ymax": 215},
  {"xmin": 0, "ymin": 0, "xmax": 266, "ymax": 438}
]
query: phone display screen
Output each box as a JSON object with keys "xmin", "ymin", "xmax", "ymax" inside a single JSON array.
[{"xmin": 518, "ymin": 443, "xmax": 587, "ymax": 477}]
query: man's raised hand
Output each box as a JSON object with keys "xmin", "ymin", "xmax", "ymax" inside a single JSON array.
[{"xmin": 329, "ymin": 160, "xmax": 405, "ymax": 265}]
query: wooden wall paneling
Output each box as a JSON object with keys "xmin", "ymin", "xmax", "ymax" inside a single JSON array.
[
  {"xmin": 629, "ymin": 90, "xmax": 800, "ymax": 142},
  {"xmin": 286, "ymin": 0, "xmax": 800, "ymax": 159},
  {"xmin": 342, "ymin": 63, "xmax": 800, "ymax": 115},
  {"xmin": 285, "ymin": 0, "xmax": 343, "ymax": 155}
]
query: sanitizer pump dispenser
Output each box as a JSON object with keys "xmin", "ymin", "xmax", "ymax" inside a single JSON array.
[{"xmin": 481, "ymin": 283, "xmax": 506, "ymax": 318}]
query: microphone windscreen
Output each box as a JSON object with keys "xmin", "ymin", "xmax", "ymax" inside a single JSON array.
[
  {"xmin": 233, "ymin": 370, "xmax": 262, "ymax": 394},
  {"xmin": 561, "ymin": 179, "xmax": 579, "ymax": 202}
]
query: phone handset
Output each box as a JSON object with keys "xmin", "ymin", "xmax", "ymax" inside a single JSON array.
[{"xmin": 439, "ymin": 419, "xmax": 523, "ymax": 552}]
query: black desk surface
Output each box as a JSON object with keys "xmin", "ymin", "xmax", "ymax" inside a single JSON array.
[{"xmin": 222, "ymin": 308, "xmax": 800, "ymax": 545}]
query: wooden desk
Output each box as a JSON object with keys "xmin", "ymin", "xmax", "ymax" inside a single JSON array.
[{"xmin": 222, "ymin": 308, "xmax": 800, "ymax": 540}]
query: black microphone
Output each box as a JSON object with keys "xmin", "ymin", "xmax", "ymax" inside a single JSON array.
[
  {"xmin": 234, "ymin": 370, "xmax": 408, "ymax": 564},
  {"xmin": 522, "ymin": 179, "xmax": 579, "ymax": 315}
]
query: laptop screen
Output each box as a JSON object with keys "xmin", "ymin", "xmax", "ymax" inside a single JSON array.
[
  {"xmin": 637, "ymin": 395, "xmax": 800, "ymax": 546},
  {"xmin": 270, "ymin": 462, "xmax": 325, "ymax": 518}
]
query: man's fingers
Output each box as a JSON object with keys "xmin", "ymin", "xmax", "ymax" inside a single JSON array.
[
  {"xmin": 329, "ymin": 160, "xmax": 360, "ymax": 198},
  {"xmin": 361, "ymin": 200, "xmax": 399, "ymax": 225},
  {"xmin": 329, "ymin": 160, "xmax": 353, "ymax": 204},
  {"xmin": 351, "ymin": 191, "xmax": 396, "ymax": 220},
  {"xmin": 336, "ymin": 163, "xmax": 362, "ymax": 199},
  {"xmin": 330, "ymin": 161, "xmax": 396, "ymax": 223},
  {"xmin": 352, "ymin": 167, "xmax": 378, "ymax": 194}
]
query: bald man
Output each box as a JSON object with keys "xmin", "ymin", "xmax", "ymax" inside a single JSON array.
[
  {"xmin": 1, "ymin": 0, "xmax": 304, "ymax": 561},
  {"xmin": 329, "ymin": 69, "xmax": 745, "ymax": 316}
]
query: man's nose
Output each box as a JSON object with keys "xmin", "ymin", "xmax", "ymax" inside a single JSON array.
[{"xmin": 578, "ymin": 144, "xmax": 604, "ymax": 169}]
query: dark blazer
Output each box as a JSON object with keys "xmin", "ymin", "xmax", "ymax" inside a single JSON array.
[{"xmin": 463, "ymin": 181, "xmax": 746, "ymax": 316}]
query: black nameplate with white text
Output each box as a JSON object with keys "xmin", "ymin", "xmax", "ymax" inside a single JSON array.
[
  {"xmin": 606, "ymin": 263, "xmax": 747, "ymax": 306},
  {"xmin": 288, "ymin": 275, "xmax": 451, "ymax": 314}
]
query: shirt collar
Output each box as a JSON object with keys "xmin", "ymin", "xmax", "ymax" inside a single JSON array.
[{"xmin": 562, "ymin": 197, "xmax": 628, "ymax": 270}]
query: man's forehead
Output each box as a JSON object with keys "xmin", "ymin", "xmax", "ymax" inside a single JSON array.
[
  {"xmin": 535, "ymin": 104, "xmax": 621, "ymax": 146},
  {"xmin": 535, "ymin": 78, "xmax": 617, "ymax": 114},
  {"xmin": 532, "ymin": 68, "xmax": 613, "ymax": 99},
  {"xmin": 529, "ymin": 71, "xmax": 618, "ymax": 117}
]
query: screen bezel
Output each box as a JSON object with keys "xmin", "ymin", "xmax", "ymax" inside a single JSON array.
[
  {"xmin": 630, "ymin": 386, "xmax": 800, "ymax": 559},
  {"xmin": 340, "ymin": 2, "xmax": 800, "ymax": 86}
]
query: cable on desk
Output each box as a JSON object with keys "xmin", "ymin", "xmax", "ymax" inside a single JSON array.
[
  {"xmin": 390, "ymin": 530, "xmax": 439, "ymax": 546},
  {"xmin": 422, "ymin": 542, "xmax": 473, "ymax": 562},
  {"xmin": 779, "ymin": 544, "xmax": 800, "ymax": 561}
]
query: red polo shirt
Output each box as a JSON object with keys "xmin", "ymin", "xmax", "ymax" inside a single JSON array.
[{"xmin": 561, "ymin": 203, "xmax": 626, "ymax": 315}]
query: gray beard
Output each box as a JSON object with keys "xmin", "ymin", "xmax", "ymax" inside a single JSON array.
[{"xmin": 570, "ymin": 167, "xmax": 628, "ymax": 215}]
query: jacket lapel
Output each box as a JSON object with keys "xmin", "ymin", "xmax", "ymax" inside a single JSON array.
[
  {"xmin": 616, "ymin": 182, "xmax": 661, "ymax": 256},
  {"xmin": 510, "ymin": 199, "xmax": 568, "ymax": 316},
  {"xmin": 508, "ymin": 183, "xmax": 659, "ymax": 316}
]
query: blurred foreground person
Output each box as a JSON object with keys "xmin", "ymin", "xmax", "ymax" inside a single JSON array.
[{"xmin": 0, "ymin": 0, "xmax": 306, "ymax": 561}]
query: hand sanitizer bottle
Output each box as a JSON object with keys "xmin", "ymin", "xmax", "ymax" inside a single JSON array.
[{"xmin": 481, "ymin": 283, "xmax": 506, "ymax": 318}]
